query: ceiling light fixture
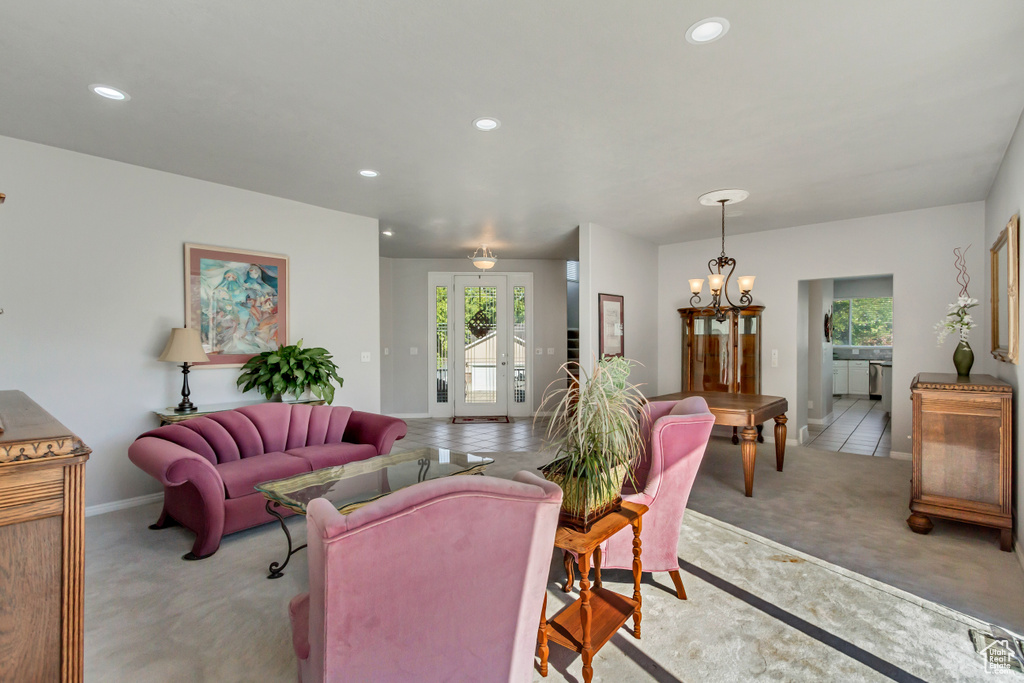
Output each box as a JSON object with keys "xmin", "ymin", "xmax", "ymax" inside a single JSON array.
[
  {"xmin": 359, "ymin": 169, "xmax": 379, "ymax": 177},
  {"xmin": 686, "ymin": 17, "xmax": 730, "ymax": 44},
  {"xmin": 473, "ymin": 117, "xmax": 501, "ymax": 131},
  {"xmin": 469, "ymin": 245, "xmax": 497, "ymax": 270},
  {"xmin": 688, "ymin": 189, "xmax": 754, "ymax": 322},
  {"xmin": 381, "ymin": 229, "xmax": 393, "ymax": 237},
  {"xmin": 90, "ymin": 84, "xmax": 130, "ymax": 101}
]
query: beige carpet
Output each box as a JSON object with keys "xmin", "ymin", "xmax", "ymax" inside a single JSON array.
[{"xmin": 83, "ymin": 448, "xmax": 1007, "ymax": 681}]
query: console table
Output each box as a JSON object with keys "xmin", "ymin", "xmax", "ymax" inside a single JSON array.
[
  {"xmin": 907, "ymin": 373, "xmax": 1013, "ymax": 551},
  {"xmin": 538, "ymin": 502, "xmax": 647, "ymax": 683},
  {"xmin": 154, "ymin": 398, "xmax": 325, "ymax": 425},
  {"xmin": 0, "ymin": 391, "xmax": 91, "ymax": 680}
]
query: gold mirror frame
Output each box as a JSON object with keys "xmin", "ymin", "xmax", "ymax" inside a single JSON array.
[{"xmin": 990, "ymin": 214, "xmax": 1019, "ymax": 364}]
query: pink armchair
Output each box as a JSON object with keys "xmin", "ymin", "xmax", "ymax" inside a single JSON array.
[
  {"xmin": 563, "ymin": 397, "xmax": 714, "ymax": 599},
  {"xmin": 128, "ymin": 403, "xmax": 406, "ymax": 559},
  {"xmin": 288, "ymin": 471, "xmax": 562, "ymax": 683}
]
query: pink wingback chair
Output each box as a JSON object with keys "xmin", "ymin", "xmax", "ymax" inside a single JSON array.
[
  {"xmin": 563, "ymin": 397, "xmax": 714, "ymax": 600},
  {"xmin": 288, "ymin": 471, "xmax": 563, "ymax": 683}
]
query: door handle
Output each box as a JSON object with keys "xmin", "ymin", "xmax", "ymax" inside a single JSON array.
[{"xmin": 501, "ymin": 361, "xmax": 506, "ymax": 365}]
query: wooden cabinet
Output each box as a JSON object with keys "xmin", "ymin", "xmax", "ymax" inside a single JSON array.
[
  {"xmin": 907, "ymin": 374, "xmax": 1013, "ymax": 551},
  {"xmin": 0, "ymin": 391, "xmax": 91, "ymax": 681},
  {"xmin": 679, "ymin": 306, "xmax": 763, "ymax": 394}
]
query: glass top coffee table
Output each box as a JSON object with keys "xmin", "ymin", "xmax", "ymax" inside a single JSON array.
[{"xmin": 255, "ymin": 447, "xmax": 494, "ymax": 578}]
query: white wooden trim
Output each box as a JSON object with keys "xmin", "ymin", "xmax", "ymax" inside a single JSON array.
[
  {"xmin": 889, "ymin": 450, "xmax": 912, "ymax": 461},
  {"xmin": 85, "ymin": 492, "xmax": 163, "ymax": 518},
  {"xmin": 387, "ymin": 412, "xmax": 431, "ymax": 419}
]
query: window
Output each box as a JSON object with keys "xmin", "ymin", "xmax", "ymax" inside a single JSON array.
[
  {"xmin": 435, "ymin": 286, "xmax": 448, "ymax": 403},
  {"xmin": 832, "ymin": 297, "xmax": 893, "ymax": 346}
]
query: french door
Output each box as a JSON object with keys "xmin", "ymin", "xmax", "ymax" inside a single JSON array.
[
  {"xmin": 452, "ymin": 275, "xmax": 508, "ymax": 416},
  {"xmin": 429, "ymin": 272, "xmax": 532, "ymax": 418}
]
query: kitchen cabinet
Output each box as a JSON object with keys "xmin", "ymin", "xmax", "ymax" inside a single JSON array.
[
  {"xmin": 833, "ymin": 360, "xmax": 849, "ymax": 394},
  {"xmin": 849, "ymin": 360, "xmax": 870, "ymax": 395}
]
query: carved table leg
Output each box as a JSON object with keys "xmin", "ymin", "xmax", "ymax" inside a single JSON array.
[
  {"xmin": 578, "ymin": 551, "xmax": 594, "ymax": 683},
  {"xmin": 756, "ymin": 424, "xmax": 764, "ymax": 443},
  {"xmin": 266, "ymin": 501, "xmax": 307, "ymax": 579},
  {"xmin": 773, "ymin": 414, "xmax": 788, "ymax": 472},
  {"xmin": 537, "ymin": 591, "xmax": 549, "ymax": 676},
  {"xmin": 562, "ymin": 550, "xmax": 575, "ymax": 593},
  {"xmin": 740, "ymin": 426, "xmax": 758, "ymax": 497},
  {"xmin": 593, "ymin": 546, "xmax": 602, "ymax": 589},
  {"xmin": 1000, "ymin": 529, "xmax": 1013, "ymax": 552},
  {"xmin": 631, "ymin": 516, "xmax": 643, "ymax": 639},
  {"xmin": 906, "ymin": 513, "xmax": 933, "ymax": 535}
]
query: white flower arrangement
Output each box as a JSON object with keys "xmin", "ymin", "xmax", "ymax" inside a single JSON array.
[{"xmin": 935, "ymin": 296, "xmax": 978, "ymax": 345}]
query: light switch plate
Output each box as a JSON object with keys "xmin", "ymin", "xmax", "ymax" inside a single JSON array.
[
  {"xmin": 771, "ymin": 349, "xmax": 779, "ymax": 367},
  {"xmin": 384, "ymin": 347, "xmax": 389, "ymax": 356},
  {"xmin": 410, "ymin": 347, "xmax": 418, "ymax": 355},
  {"xmin": 360, "ymin": 352, "xmax": 371, "ymax": 363},
  {"xmin": 535, "ymin": 348, "xmax": 542, "ymax": 355}
]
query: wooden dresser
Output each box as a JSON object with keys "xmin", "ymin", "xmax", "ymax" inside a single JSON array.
[
  {"xmin": 0, "ymin": 391, "xmax": 91, "ymax": 681},
  {"xmin": 907, "ymin": 374, "xmax": 1013, "ymax": 551}
]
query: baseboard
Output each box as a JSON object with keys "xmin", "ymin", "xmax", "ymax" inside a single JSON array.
[
  {"xmin": 807, "ymin": 412, "xmax": 833, "ymax": 426},
  {"xmin": 798, "ymin": 425, "xmax": 810, "ymax": 444},
  {"xmin": 889, "ymin": 450, "xmax": 912, "ymax": 461},
  {"xmin": 387, "ymin": 412, "xmax": 431, "ymax": 419},
  {"xmin": 85, "ymin": 492, "xmax": 163, "ymax": 518}
]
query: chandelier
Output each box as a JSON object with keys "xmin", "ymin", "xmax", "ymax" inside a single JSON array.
[
  {"xmin": 469, "ymin": 244, "xmax": 497, "ymax": 271},
  {"xmin": 688, "ymin": 189, "xmax": 755, "ymax": 322}
]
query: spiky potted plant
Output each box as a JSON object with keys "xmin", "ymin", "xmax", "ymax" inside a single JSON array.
[
  {"xmin": 237, "ymin": 339, "xmax": 344, "ymax": 403},
  {"xmin": 536, "ymin": 356, "xmax": 647, "ymax": 531}
]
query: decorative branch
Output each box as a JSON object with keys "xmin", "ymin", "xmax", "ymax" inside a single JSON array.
[{"xmin": 953, "ymin": 245, "xmax": 971, "ymax": 297}]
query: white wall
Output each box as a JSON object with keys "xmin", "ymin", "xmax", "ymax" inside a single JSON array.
[
  {"xmin": 579, "ymin": 223, "xmax": 659, "ymax": 394},
  {"xmin": 658, "ymin": 202, "xmax": 987, "ymax": 453},
  {"xmin": 984, "ymin": 106, "xmax": 1024, "ymax": 555},
  {"xmin": 379, "ymin": 257, "xmax": 567, "ymax": 415},
  {"xmin": 834, "ymin": 275, "xmax": 894, "ymax": 300},
  {"xmin": 0, "ymin": 136, "xmax": 381, "ymax": 508},
  {"xmin": 807, "ymin": 279, "xmax": 835, "ymax": 421}
]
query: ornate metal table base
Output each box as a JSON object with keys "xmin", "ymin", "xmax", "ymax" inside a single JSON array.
[{"xmin": 266, "ymin": 500, "xmax": 306, "ymax": 579}]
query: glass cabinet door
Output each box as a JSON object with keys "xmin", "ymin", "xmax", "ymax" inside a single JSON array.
[
  {"xmin": 736, "ymin": 312, "xmax": 760, "ymax": 394},
  {"xmin": 691, "ymin": 315, "xmax": 732, "ymax": 392}
]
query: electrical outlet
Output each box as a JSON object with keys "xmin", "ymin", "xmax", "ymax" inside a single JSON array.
[
  {"xmin": 547, "ymin": 348, "xmax": 555, "ymax": 355},
  {"xmin": 535, "ymin": 348, "xmax": 543, "ymax": 355},
  {"xmin": 360, "ymin": 352, "xmax": 371, "ymax": 363},
  {"xmin": 852, "ymin": 348, "xmax": 860, "ymax": 355},
  {"xmin": 771, "ymin": 349, "xmax": 779, "ymax": 367},
  {"xmin": 410, "ymin": 347, "xmax": 418, "ymax": 355}
]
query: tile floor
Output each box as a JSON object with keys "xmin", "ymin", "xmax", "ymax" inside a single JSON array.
[
  {"xmin": 805, "ymin": 395, "xmax": 892, "ymax": 457},
  {"xmin": 395, "ymin": 416, "xmax": 551, "ymax": 455}
]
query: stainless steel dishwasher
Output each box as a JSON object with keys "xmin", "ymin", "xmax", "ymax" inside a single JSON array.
[{"xmin": 869, "ymin": 361, "xmax": 884, "ymax": 399}]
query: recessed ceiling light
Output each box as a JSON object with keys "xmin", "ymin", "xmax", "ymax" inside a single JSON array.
[
  {"xmin": 381, "ymin": 230, "xmax": 393, "ymax": 237},
  {"xmin": 473, "ymin": 117, "xmax": 501, "ymax": 131},
  {"xmin": 359, "ymin": 169, "xmax": 379, "ymax": 177},
  {"xmin": 686, "ymin": 17, "xmax": 730, "ymax": 44},
  {"xmin": 90, "ymin": 84, "xmax": 130, "ymax": 101}
]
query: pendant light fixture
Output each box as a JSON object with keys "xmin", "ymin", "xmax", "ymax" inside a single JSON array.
[
  {"xmin": 469, "ymin": 244, "xmax": 497, "ymax": 271},
  {"xmin": 688, "ymin": 189, "xmax": 755, "ymax": 322}
]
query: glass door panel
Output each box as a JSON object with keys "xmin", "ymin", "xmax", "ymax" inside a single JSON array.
[{"xmin": 453, "ymin": 275, "xmax": 508, "ymax": 416}]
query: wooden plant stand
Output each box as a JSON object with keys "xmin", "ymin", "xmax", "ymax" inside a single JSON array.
[{"xmin": 537, "ymin": 502, "xmax": 647, "ymax": 683}]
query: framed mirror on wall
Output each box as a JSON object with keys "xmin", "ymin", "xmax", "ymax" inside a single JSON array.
[{"xmin": 990, "ymin": 213, "xmax": 1019, "ymax": 364}]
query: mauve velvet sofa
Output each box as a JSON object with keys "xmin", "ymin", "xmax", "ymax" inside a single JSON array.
[
  {"xmin": 128, "ymin": 403, "xmax": 407, "ymax": 559},
  {"xmin": 288, "ymin": 471, "xmax": 563, "ymax": 683}
]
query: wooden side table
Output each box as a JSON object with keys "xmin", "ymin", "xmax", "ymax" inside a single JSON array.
[{"xmin": 537, "ymin": 502, "xmax": 648, "ymax": 683}]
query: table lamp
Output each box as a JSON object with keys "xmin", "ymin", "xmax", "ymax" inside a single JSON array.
[{"xmin": 159, "ymin": 328, "xmax": 210, "ymax": 413}]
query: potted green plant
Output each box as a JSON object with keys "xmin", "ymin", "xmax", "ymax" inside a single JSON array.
[
  {"xmin": 237, "ymin": 339, "xmax": 344, "ymax": 403},
  {"xmin": 536, "ymin": 356, "xmax": 647, "ymax": 531}
]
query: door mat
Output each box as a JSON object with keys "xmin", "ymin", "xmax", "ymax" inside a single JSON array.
[{"xmin": 452, "ymin": 416, "xmax": 510, "ymax": 424}]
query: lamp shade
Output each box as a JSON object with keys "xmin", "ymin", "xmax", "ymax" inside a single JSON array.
[
  {"xmin": 708, "ymin": 273, "xmax": 725, "ymax": 294},
  {"xmin": 688, "ymin": 278, "xmax": 704, "ymax": 295},
  {"xmin": 737, "ymin": 275, "xmax": 756, "ymax": 292},
  {"xmin": 158, "ymin": 328, "xmax": 209, "ymax": 364}
]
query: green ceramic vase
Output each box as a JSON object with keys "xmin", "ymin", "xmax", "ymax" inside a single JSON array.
[{"xmin": 953, "ymin": 340, "xmax": 974, "ymax": 378}]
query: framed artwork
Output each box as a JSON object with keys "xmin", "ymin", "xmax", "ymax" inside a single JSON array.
[
  {"xmin": 184, "ymin": 244, "xmax": 289, "ymax": 367},
  {"xmin": 990, "ymin": 214, "xmax": 1019, "ymax": 364},
  {"xmin": 598, "ymin": 293, "xmax": 624, "ymax": 358}
]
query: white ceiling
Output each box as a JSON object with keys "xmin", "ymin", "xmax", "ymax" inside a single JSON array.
[{"xmin": 3, "ymin": 1, "xmax": 1024, "ymax": 259}]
